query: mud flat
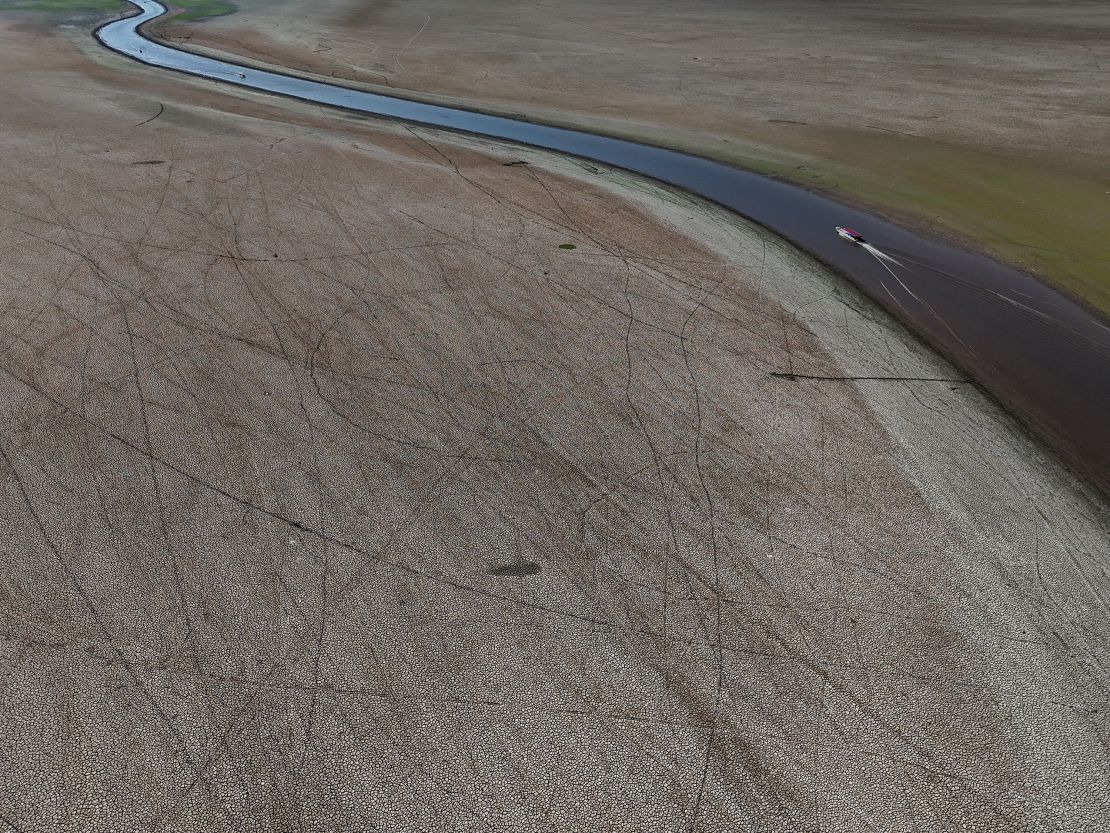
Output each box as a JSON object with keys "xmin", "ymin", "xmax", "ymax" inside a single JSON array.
[
  {"xmin": 105, "ymin": 0, "xmax": 1110, "ymax": 522},
  {"xmin": 0, "ymin": 11, "xmax": 1108, "ymax": 833}
]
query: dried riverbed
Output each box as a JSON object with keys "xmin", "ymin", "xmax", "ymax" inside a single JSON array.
[{"xmin": 0, "ymin": 5, "xmax": 1106, "ymax": 831}]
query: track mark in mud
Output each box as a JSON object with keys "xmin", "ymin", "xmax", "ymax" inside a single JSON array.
[
  {"xmin": 771, "ymin": 372, "xmax": 973, "ymax": 384},
  {"xmin": 134, "ymin": 101, "xmax": 164, "ymax": 127}
]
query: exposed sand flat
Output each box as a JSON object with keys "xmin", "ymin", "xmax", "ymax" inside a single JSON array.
[
  {"xmin": 163, "ymin": 0, "xmax": 1110, "ymax": 313},
  {"xmin": 0, "ymin": 15, "xmax": 1107, "ymax": 833},
  {"xmin": 168, "ymin": 0, "xmax": 1107, "ymax": 159}
]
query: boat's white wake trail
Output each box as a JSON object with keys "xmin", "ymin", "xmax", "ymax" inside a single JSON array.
[
  {"xmin": 859, "ymin": 239, "xmax": 976, "ymax": 355},
  {"xmin": 860, "ymin": 242, "xmax": 902, "ymax": 267}
]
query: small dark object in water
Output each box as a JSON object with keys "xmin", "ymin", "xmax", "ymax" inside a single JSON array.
[
  {"xmin": 489, "ymin": 561, "xmax": 542, "ymax": 577},
  {"xmin": 558, "ymin": 243, "xmax": 576, "ymax": 250}
]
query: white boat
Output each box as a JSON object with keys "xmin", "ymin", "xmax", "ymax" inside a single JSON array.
[{"xmin": 836, "ymin": 226, "xmax": 866, "ymax": 244}]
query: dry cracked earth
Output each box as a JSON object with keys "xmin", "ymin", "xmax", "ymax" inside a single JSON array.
[{"xmin": 0, "ymin": 12, "xmax": 1107, "ymax": 833}]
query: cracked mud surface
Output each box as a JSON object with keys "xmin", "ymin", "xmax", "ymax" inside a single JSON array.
[{"xmin": 0, "ymin": 17, "xmax": 1108, "ymax": 833}]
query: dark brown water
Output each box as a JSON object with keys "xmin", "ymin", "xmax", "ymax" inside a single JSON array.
[{"xmin": 99, "ymin": 1, "xmax": 1110, "ymax": 494}]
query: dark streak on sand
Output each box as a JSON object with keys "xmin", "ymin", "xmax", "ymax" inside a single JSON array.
[{"xmin": 489, "ymin": 561, "xmax": 543, "ymax": 577}]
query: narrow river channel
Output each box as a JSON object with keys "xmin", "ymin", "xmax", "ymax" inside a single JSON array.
[{"xmin": 97, "ymin": 0, "xmax": 1110, "ymax": 493}]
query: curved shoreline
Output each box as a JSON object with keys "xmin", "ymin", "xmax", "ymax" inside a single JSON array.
[{"xmin": 95, "ymin": 0, "xmax": 1110, "ymax": 495}]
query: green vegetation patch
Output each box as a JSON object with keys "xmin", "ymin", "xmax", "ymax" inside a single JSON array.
[
  {"xmin": 0, "ymin": 0, "xmax": 235, "ymax": 20},
  {"xmin": 171, "ymin": 0, "xmax": 235, "ymax": 21},
  {"xmin": 617, "ymin": 122, "xmax": 1110, "ymax": 317},
  {"xmin": 0, "ymin": 0, "xmax": 123, "ymax": 12},
  {"xmin": 755, "ymin": 129, "xmax": 1110, "ymax": 316}
]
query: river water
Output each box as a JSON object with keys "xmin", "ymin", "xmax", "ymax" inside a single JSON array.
[{"xmin": 96, "ymin": 0, "xmax": 1110, "ymax": 493}]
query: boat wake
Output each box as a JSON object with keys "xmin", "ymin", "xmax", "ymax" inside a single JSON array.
[{"xmin": 860, "ymin": 242, "xmax": 902, "ymax": 267}]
